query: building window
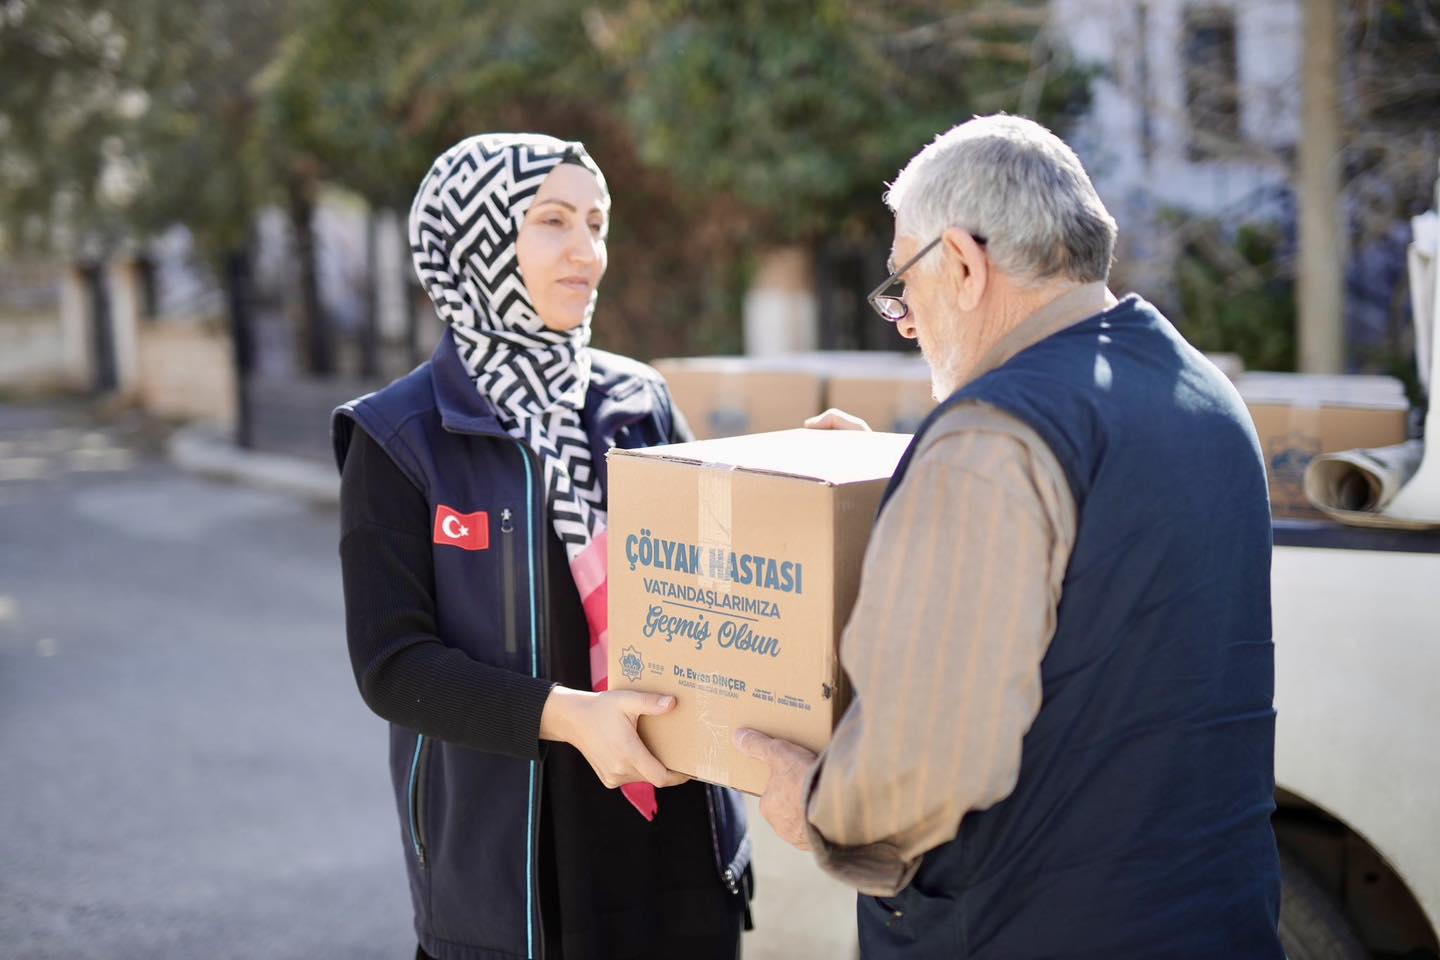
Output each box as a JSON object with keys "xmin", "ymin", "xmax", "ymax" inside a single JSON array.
[{"xmin": 1183, "ymin": 6, "xmax": 1240, "ymax": 161}]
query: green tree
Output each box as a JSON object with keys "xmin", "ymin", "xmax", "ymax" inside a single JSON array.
[
  {"xmin": 4, "ymin": 2, "xmax": 1098, "ymax": 364},
  {"xmin": 0, "ymin": 0, "xmax": 285, "ymax": 257},
  {"xmin": 596, "ymin": 0, "xmax": 1091, "ymax": 241},
  {"xmin": 256, "ymin": 0, "xmax": 621, "ymax": 210},
  {"xmin": 1173, "ymin": 218, "xmax": 1297, "ymax": 373},
  {"xmin": 1, "ymin": 2, "xmax": 144, "ymax": 253}
]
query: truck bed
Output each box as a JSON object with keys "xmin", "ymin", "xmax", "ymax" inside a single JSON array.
[{"xmin": 1273, "ymin": 518, "xmax": 1440, "ymax": 553}]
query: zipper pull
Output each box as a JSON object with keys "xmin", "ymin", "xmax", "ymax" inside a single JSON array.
[{"xmin": 500, "ymin": 508, "xmax": 513, "ymax": 533}]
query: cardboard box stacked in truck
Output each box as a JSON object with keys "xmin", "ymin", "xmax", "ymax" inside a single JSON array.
[
  {"xmin": 654, "ymin": 353, "xmax": 932, "ymax": 439},
  {"xmin": 1237, "ymin": 373, "xmax": 1411, "ymax": 518},
  {"xmin": 650, "ymin": 357, "xmax": 826, "ymax": 441},
  {"xmin": 654, "ymin": 351, "xmax": 1243, "ymax": 441},
  {"xmin": 825, "ymin": 361, "xmax": 935, "ymax": 434},
  {"xmin": 606, "ymin": 428, "xmax": 912, "ymax": 794}
]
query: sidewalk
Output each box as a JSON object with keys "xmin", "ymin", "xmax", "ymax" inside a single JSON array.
[
  {"xmin": 168, "ymin": 424, "xmax": 340, "ymax": 505},
  {"xmin": 0, "ymin": 396, "xmax": 341, "ymax": 505}
]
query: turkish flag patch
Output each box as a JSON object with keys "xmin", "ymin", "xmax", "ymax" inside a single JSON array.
[{"xmin": 433, "ymin": 505, "xmax": 489, "ymax": 551}]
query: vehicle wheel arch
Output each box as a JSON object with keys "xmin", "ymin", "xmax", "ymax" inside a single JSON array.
[{"xmin": 1274, "ymin": 785, "xmax": 1439, "ymax": 958}]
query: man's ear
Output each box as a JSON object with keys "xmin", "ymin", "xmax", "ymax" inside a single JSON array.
[{"xmin": 942, "ymin": 227, "xmax": 988, "ymax": 312}]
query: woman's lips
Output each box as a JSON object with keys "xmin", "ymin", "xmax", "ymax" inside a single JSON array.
[{"xmin": 557, "ymin": 278, "xmax": 592, "ymax": 294}]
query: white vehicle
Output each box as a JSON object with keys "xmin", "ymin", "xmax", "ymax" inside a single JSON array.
[
  {"xmin": 1271, "ymin": 183, "xmax": 1440, "ymax": 960},
  {"xmin": 1272, "ymin": 525, "xmax": 1440, "ymax": 959}
]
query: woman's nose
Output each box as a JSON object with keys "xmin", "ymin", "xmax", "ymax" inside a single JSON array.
[{"xmin": 567, "ymin": 227, "xmax": 598, "ymax": 264}]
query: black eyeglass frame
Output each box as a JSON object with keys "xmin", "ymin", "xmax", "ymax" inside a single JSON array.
[{"xmin": 867, "ymin": 230, "xmax": 988, "ymax": 322}]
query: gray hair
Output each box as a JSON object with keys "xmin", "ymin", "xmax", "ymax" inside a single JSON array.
[{"xmin": 885, "ymin": 115, "xmax": 1117, "ymax": 284}]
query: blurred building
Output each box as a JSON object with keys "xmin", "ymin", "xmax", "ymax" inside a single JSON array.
[
  {"xmin": 0, "ymin": 192, "xmax": 425, "ymax": 460},
  {"xmin": 1052, "ymin": 0, "xmax": 1301, "ymax": 291}
]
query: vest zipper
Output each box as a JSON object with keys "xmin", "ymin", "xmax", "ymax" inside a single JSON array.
[
  {"xmin": 407, "ymin": 734, "xmax": 431, "ymax": 867},
  {"xmin": 510, "ymin": 440, "xmax": 549, "ymax": 959},
  {"xmin": 500, "ymin": 508, "xmax": 518, "ymax": 655}
]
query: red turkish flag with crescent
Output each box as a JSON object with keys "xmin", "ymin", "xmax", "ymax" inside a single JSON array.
[{"xmin": 433, "ymin": 505, "xmax": 489, "ymax": 551}]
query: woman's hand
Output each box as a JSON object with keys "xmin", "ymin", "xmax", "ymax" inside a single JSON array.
[
  {"xmin": 540, "ymin": 687, "xmax": 690, "ymax": 789},
  {"xmin": 804, "ymin": 408, "xmax": 872, "ymax": 431}
]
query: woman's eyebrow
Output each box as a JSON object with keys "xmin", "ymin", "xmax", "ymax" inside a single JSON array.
[{"xmin": 532, "ymin": 198, "xmax": 609, "ymax": 217}]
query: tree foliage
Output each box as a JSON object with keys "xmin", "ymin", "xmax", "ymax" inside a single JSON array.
[
  {"xmin": 597, "ymin": 0, "xmax": 1090, "ymax": 240},
  {"xmin": 1173, "ymin": 217, "xmax": 1297, "ymax": 373},
  {"xmin": 1, "ymin": 0, "xmax": 1090, "ymax": 355},
  {"xmin": 1, "ymin": 1, "xmax": 138, "ymax": 250},
  {"xmin": 0, "ymin": 0, "xmax": 286, "ymax": 256},
  {"xmin": 256, "ymin": 0, "xmax": 620, "ymax": 210},
  {"xmin": 1343, "ymin": 0, "xmax": 1440, "ymax": 247}
]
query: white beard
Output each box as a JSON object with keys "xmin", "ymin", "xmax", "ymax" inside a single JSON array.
[{"xmin": 920, "ymin": 333, "xmax": 966, "ymax": 400}]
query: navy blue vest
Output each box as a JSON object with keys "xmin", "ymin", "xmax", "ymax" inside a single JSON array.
[
  {"xmin": 332, "ymin": 332, "xmax": 750, "ymax": 960},
  {"xmin": 860, "ymin": 297, "xmax": 1283, "ymax": 959}
]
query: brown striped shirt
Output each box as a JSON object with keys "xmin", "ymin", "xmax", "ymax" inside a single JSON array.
[{"xmin": 803, "ymin": 283, "xmax": 1115, "ymax": 896}]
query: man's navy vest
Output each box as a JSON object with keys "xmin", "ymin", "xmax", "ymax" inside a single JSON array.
[
  {"xmin": 332, "ymin": 332, "xmax": 749, "ymax": 960},
  {"xmin": 860, "ymin": 296, "xmax": 1283, "ymax": 959}
]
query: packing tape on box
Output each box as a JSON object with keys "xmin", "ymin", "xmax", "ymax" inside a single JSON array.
[
  {"xmin": 697, "ymin": 465, "xmax": 735, "ymax": 580},
  {"xmin": 695, "ymin": 464, "xmax": 736, "ymax": 783},
  {"xmin": 1270, "ymin": 402, "xmax": 1323, "ymax": 516}
]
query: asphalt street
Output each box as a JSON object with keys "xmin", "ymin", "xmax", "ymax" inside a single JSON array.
[
  {"xmin": 0, "ymin": 402, "xmax": 412, "ymax": 959},
  {"xmin": 0, "ymin": 400, "xmax": 857, "ymax": 960}
]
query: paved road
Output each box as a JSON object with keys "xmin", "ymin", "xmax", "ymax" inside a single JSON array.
[
  {"xmin": 0, "ymin": 403, "xmax": 412, "ymax": 959},
  {"xmin": 0, "ymin": 400, "xmax": 856, "ymax": 959}
]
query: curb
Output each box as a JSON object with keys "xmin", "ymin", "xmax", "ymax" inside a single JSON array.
[{"xmin": 168, "ymin": 426, "xmax": 339, "ymax": 505}]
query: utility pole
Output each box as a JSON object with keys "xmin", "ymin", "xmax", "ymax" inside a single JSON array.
[{"xmin": 1298, "ymin": 0, "xmax": 1345, "ymax": 373}]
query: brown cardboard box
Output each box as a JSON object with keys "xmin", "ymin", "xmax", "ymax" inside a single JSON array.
[
  {"xmin": 651, "ymin": 358, "xmax": 825, "ymax": 440},
  {"xmin": 825, "ymin": 361, "xmax": 936, "ymax": 434},
  {"xmin": 653, "ymin": 346, "xmax": 1232, "ymax": 441},
  {"xmin": 1237, "ymin": 373, "xmax": 1410, "ymax": 518},
  {"xmin": 606, "ymin": 428, "xmax": 912, "ymax": 794},
  {"xmin": 824, "ymin": 352, "xmax": 1235, "ymax": 432},
  {"xmin": 652, "ymin": 352, "xmax": 929, "ymax": 440}
]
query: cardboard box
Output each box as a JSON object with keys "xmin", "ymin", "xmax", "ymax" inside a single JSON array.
[
  {"xmin": 651, "ymin": 358, "xmax": 825, "ymax": 440},
  {"xmin": 607, "ymin": 428, "xmax": 912, "ymax": 794},
  {"xmin": 825, "ymin": 360, "xmax": 936, "ymax": 434},
  {"xmin": 1237, "ymin": 373, "xmax": 1410, "ymax": 518},
  {"xmin": 652, "ymin": 352, "xmax": 928, "ymax": 440}
]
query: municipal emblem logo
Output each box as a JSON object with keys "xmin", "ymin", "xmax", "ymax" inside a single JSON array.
[{"xmin": 619, "ymin": 646, "xmax": 644, "ymax": 682}]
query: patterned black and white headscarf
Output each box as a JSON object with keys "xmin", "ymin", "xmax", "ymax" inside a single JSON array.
[{"xmin": 409, "ymin": 133, "xmax": 610, "ymax": 564}]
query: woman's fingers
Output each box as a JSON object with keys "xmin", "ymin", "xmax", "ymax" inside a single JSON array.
[
  {"xmin": 630, "ymin": 741, "xmax": 689, "ymax": 788},
  {"xmin": 617, "ymin": 691, "xmax": 676, "ymax": 717},
  {"xmin": 571, "ymin": 690, "xmax": 690, "ymax": 789},
  {"xmin": 612, "ymin": 717, "xmax": 688, "ymax": 788},
  {"xmin": 804, "ymin": 408, "xmax": 872, "ymax": 431}
]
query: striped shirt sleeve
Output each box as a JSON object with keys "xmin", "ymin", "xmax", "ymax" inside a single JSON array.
[{"xmin": 803, "ymin": 404, "xmax": 1076, "ymax": 896}]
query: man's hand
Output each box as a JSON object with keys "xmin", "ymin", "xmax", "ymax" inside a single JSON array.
[
  {"xmin": 734, "ymin": 728, "xmax": 818, "ymax": 850},
  {"xmin": 804, "ymin": 408, "xmax": 871, "ymax": 431}
]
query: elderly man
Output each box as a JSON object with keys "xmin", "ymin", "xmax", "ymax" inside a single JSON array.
[{"xmin": 736, "ymin": 115, "xmax": 1284, "ymax": 959}]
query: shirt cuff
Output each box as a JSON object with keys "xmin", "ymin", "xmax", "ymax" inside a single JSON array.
[
  {"xmin": 803, "ymin": 761, "xmax": 923, "ymax": 898},
  {"xmin": 464, "ymin": 673, "xmax": 556, "ymax": 761}
]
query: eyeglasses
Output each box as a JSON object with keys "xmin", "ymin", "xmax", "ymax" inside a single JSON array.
[{"xmin": 866, "ymin": 231, "xmax": 988, "ymax": 322}]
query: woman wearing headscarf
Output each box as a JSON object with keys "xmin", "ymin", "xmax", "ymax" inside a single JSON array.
[{"xmin": 334, "ymin": 133, "xmax": 752, "ymax": 960}]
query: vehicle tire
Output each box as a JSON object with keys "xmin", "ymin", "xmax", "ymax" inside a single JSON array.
[{"xmin": 1279, "ymin": 848, "xmax": 1369, "ymax": 960}]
